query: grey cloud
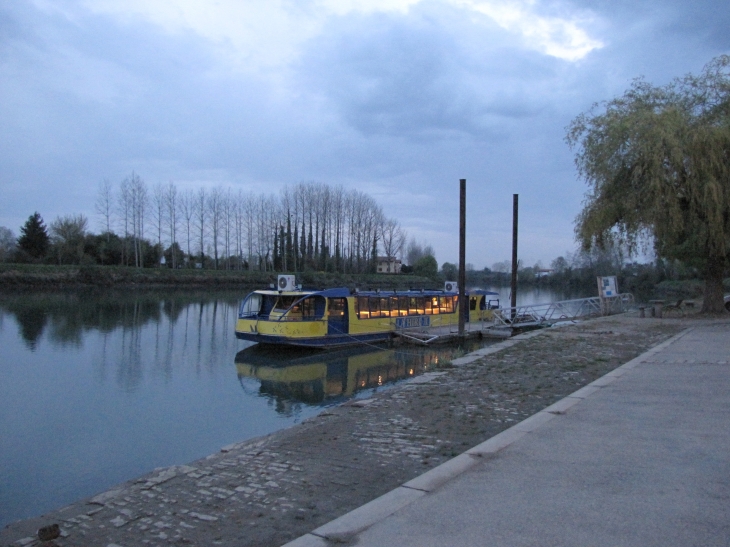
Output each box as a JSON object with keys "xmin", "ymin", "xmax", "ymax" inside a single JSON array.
[{"xmin": 296, "ymin": 4, "xmax": 563, "ymax": 140}]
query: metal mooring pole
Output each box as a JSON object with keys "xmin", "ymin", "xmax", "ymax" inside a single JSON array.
[
  {"xmin": 458, "ymin": 179, "xmax": 466, "ymax": 337},
  {"xmin": 510, "ymin": 194, "xmax": 519, "ymax": 319}
]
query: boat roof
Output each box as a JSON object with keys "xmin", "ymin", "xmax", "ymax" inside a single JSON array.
[{"xmin": 249, "ymin": 287, "xmax": 498, "ymax": 298}]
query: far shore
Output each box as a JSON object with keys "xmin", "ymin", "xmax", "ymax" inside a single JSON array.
[{"xmin": 0, "ymin": 264, "xmax": 435, "ymax": 291}]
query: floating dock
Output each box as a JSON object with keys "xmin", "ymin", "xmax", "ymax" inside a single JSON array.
[{"xmin": 393, "ymin": 293, "xmax": 635, "ymax": 345}]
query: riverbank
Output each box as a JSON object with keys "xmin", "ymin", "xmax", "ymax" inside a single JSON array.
[
  {"xmin": 1, "ymin": 312, "xmax": 707, "ymax": 547},
  {"xmin": 0, "ymin": 264, "xmax": 432, "ymax": 290}
]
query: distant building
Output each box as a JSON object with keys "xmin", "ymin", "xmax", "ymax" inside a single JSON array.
[
  {"xmin": 377, "ymin": 256, "xmax": 402, "ymax": 274},
  {"xmin": 535, "ymin": 268, "xmax": 553, "ymax": 278}
]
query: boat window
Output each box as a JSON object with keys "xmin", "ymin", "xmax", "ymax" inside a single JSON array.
[
  {"xmin": 239, "ymin": 293, "xmax": 262, "ymax": 318},
  {"xmin": 439, "ymin": 296, "xmax": 454, "ymax": 313},
  {"xmin": 397, "ymin": 296, "xmax": 409, "ymax": 316},
  {"xmin": 479, "ymin": 296, "xmax": 487, "ymax": 311},
  {"xmin": 408, "ymin": 297, "xmax": 425, "ymax": 316},
  {"xmin": 369, "ymin": 298, "xmax": 381, "ymax": 318},
  {"xmin": 328, "ymin": 297, "xmax": 346, "ymax": 317},
  {"xmin": 261, "ymin": 295, "xmax": 277, "ymax": 316},
  {"xmin": 300, "ymin": 298, "xmax": 316, "ymax": 318},
  {"xmin": 470, "ymin": 297, "xmax": 477, "ymax": 311},
  {"xmin": 379, "ymin": 297, "xmax": 391, "ymax": 317},
  {"xmin": 357, "ymin": 296, "xmax": 369, "ymax": 319},
  {"xmin": 424, "ymin": 297, "xmax": 433, "ymax": 315},
  {"xmin": 273, "ymin": 296, "xmax": 298, "ymax": 312},
  {"xmin": 430, "ymin": 296, "xmax": 440, "ymax": 314}
]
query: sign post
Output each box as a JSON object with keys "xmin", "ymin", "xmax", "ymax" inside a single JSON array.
[{"xmin": 597, "ymin": 276, "xmax": 618, "ymax": 315}]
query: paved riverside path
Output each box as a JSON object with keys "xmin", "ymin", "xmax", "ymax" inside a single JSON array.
[{"xmin": 285, "ymin": 321, "xmax": 730, "ymax": 547}]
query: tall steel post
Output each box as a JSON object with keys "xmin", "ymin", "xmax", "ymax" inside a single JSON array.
[
  {"xmin": 510, "ymin": 194, "xmax": 519, "ymax": 317},
  {"xmin": 458, "ymin": 179, "xmax": 466, "ymax": 337}
]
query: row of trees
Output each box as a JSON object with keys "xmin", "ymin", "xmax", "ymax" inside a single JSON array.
[
  {"xmin": 444, "ymin": 243, "xmax": 714, "ymax": 302},
  {"xmin": 2, "ymin": 179, "xmax": 416, "ymax": 273},
  {"xmin": 96, "ymin": 177, "xmax": 411, "ymax": 272}
]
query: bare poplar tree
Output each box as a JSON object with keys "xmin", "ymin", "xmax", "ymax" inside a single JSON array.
[
  {"xmin": 243, "ymin": 193, "xmax": 256, "ymax": 270},
  {"xmin": 118, "ymin": 177, "xmax": 131, "ymax": 265},
  {"xmin": 331, "ymin": 185, "xmax": 345, "ymax": 271},
  {"xmin": 255, "ymin": 194, "xmax": 277, "ymax": 271},
  {"xmin": 194, "ymin": 188, "xmax": 207, "ymax": 267},
  {"xmin": 380, "ymin": 218, "xmax": 407, "ymax": 261},
  {"xmin": 207, "ymin": 187, "xmax": 223, "ymax": 270},
  {"xmin": 234, "ymin": 190, "xmax": 245, "ymax": 270},
  {"xmin": 222, "ymin": 188, "xmax": 233, "ymax": 270},
  {"xmin": 179, "ymin": 188, "xmax": 195, "ymax": 265},
  {"xmin": 166, "ymin": 182, "xmax": 178, "ymax": 268},
  {"xmin": 150, "ymin": 182, "xmax": 166, "ymax": 265},
  {"xmin": 128, "ymin": 173, "xmax": 147, "ymax": 268},
  {"xmin": 95, "ymin": 179, "xmax": 114, "ymax": 240}
]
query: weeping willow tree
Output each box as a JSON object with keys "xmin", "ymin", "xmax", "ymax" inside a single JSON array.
[{"xmin": 567, "ymin": 56, "xmax": 730, "ymax": 313}]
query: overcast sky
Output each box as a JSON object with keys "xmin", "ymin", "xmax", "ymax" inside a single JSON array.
[{"xmin": 1, "ymin": 0, "xmax": 728, "ymax": 268}]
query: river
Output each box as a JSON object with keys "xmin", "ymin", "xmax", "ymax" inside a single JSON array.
[{"xmin": 0, "ymin": 286, "xmax": 581, "ymax": 527}]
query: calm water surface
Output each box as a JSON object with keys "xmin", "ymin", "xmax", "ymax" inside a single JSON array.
[{"xmin": 0, "ymin": 286, "xmax": 578, "ymax": 526}]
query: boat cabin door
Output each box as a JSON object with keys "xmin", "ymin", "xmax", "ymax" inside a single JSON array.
[
  {"xmin": 467, "ymin": 296, "xmax": 479, "ymax": 323},
  {"xmin": 327, "ymin": 298, "xmax": 349, "ymax": 335}
]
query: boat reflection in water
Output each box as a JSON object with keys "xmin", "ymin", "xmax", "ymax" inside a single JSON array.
[{"xmin": 235, "ymin": 343, "xmax": 458, "ymax": 408}]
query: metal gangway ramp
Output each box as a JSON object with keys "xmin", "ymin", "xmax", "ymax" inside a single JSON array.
[
  {"xmin": 392, "ymin": 293, "xmax": 635, "ymax": 345},
  {"xmin": 491, "ymin": 293, "xmax": 635, "ymax": 329}
]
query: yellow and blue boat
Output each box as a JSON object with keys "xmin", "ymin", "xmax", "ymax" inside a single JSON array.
[{"xmin": 235, "ymin": 280, "xmax": 500, "ymax": 348}]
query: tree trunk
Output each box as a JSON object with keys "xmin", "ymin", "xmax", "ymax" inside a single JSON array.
[{"xmin": 701, "ymin": 256, "xmax": 727, "ymax": 313}]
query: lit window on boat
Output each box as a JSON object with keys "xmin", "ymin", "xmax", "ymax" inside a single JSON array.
[
  {"xmin": 398, "ymin": 296, "xmax": 408, "ymax": 316},
  {"xmin": 379, "ymin": 297, "xmax": 391, "ymax": 317},
  {"xmin": 328, "ymin": 298, "xmax": 346, "ymax": 317},
  {"xmin": 438, "ymin": 296, "xmax": 455, "ymax": 313},
  {"xmin": 408, "ymin": 297, "xmax": 425, "ymax": 316},
  {"xmin": 369, "ymin": 298, "xmax": 381, "ymax": 318},
  {"xmin": 356, "ymin": 296, "xmax": 369, "ymax": 319}
]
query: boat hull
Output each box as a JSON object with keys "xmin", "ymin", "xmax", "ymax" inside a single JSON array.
[{"xmin": 235, "ymin": 330, "xmax": 392, "ymax": 348}]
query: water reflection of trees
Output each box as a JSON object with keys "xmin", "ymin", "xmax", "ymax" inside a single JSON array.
[
  {"xmin": 0, "ymin": 290, "xmax": 240, "ymax": 349},
  {"xmin": 0, "ymin": 290, "xmax": 242, "ymax": 393},
  {"xmin": 13, "ymin": 306, "xmax": 47, "ymax": 350}
]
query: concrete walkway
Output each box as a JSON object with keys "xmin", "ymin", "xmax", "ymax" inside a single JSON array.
[{"xmin": 284, "ymin": 321, "xmax": 730, "ymax": 547}]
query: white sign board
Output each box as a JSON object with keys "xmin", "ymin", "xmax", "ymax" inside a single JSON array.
[{"xmin": 597, "ymin": 276, "xmax": 618, "ymax": 298}]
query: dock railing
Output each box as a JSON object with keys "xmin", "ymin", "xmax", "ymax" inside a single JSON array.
[{"xmin": 491, "ymin": 293, "xmax": 635, "ymax": 329}]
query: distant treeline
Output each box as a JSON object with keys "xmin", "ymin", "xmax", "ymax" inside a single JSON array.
[
  {"xmin": 0, "ymin": 178, "xmax": 412, "ymax": 274},
  {"xmin": 446, "ymin": 246, "xmax": 730, "ymax": 301},
  {"xmin": 0, "ymin": 263, "xmax": 436, "ymax": 290}
]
